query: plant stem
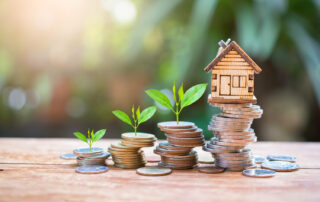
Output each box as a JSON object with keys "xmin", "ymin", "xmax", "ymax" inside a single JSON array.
[{"xmin": 175, "ymin": 103, "xmax": 179, "ymax": 125}]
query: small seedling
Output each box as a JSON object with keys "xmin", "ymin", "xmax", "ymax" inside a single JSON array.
[
  {"xmin": 112, "ymin": 105, "xmax": 157, "ymax": 136},
  {"xmin": 73, "ymin": 129, "xmax": 106, "ymax": 151},
  {"xmin": 146, "ymin": 83, "xmax": 207, "ymax": 124}
]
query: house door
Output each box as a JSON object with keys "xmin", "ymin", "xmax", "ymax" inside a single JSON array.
[{"xmin": 220, "ymin": 75, "xmax": 231, "ymax": 95}]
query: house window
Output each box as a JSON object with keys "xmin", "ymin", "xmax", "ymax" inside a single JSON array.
[
  {"xmin": 249, "ymin": 74, "xmax": 254, "ymax": 80},
  {"xmin": 248, "ymin": 87, "xmax": 254, "ymax": 92},
  {"xmin": 232, "ymin": 75, "xmax": 246, "ymax": 88},
  {"xmin": 212, "ymin": 86, "xmax": 217, "ymax": 92},
  {"xmin": 212, "ymin": 74, "xmax": 217, "ymax": 80}
]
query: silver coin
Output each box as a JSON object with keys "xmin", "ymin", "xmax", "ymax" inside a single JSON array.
[
  {"xmin": 242, "ymin": 169, "xmax": 276, "ymax": 178},
  {"xmin": 75, "ymin": 165, "xmax": 108, "ymax": 174},
  {"xmin": 261, "ymin": 161, "xmax": 299, "ymax": 172},
  {"xmin": 60, "ymin": 153, "xmax": 77, "ymax": 160},
  {"xmin": 73, "ymin": 147, "xmax": 104, "ymax": 157},
  {"xmin": 254, "ymin": 156, "xmax": 266, "ymax": 164},
  {"xmin": 267, "ymin": 155, "xmax": 296, "ymax": 162}
]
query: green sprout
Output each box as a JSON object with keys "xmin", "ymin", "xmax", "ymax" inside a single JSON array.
[
  {"xmin": 112, "ymin": 105, "xmax": 157, "ymax": 136},
  {"xmin": 145, "ymin": 83, "xmax": 207, "ymax": 125},
  {"xmin": 73, "ymin": 129, "xmax": 106, "ymax": 151}
]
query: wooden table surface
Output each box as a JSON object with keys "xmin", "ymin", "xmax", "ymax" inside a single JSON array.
[{"xmin": 0, "ymin": 138, "xmax": 320, "ymax": 202}]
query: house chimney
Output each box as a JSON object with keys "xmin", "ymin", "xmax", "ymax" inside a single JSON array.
[{"xmin": 218, "ymin": 40, "xmax": 227, "ymax": 48}]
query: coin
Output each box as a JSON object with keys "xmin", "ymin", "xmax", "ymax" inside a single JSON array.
[
  {"xmin": 122, "ymin": 132, "xmax": 156, "ymax": 140},
  {"xmin": 109, "ymin": 137, "xmax": 154, "ymax": 169},
  {"xmin": 146, "ymin": 156, "xmax": 161, "ymax": 163},
  {"xmin": 75, "ymin": 165, "xmax": 108, "ymax": 174},
  {"xmin": 158, "ymin": 121, "xmax": 195, "ymax": 129},
  {"xmin": 136, "ymin": 166, "xmax": 172, "ymax": 176},
  {"xmin": 159, "ymin": 141, "xmax": 191, "ymax": 151},
  {"xmin": 267, "ymin": 155, "xmax": 296, "ymax": 162},
  {"xmin": 254, "ymin": 156, "xmax": 266, "ymax": 164},
  {"xmin": 73, "ymin": 147, "xmax": 104, "ymax": 157},
  {"xmin": 261, "ymin": 161, "xmax": 299, "ymax": 172},
  {"xmin": 198, "ymin": 155, "xmax": 215, "ymax": 164},
  {"xmin": 198, "ymin": 166, "xmax": 225, "ymax": 174},
  {"xmin": 60, "ymin": 153, "xmax": 77, "ymax": 160},
  {"xmin": 161, "ymin": 127, "xmax": 198, "ymax": 134},
  {"xmin": 242, "ymin": 169, "xmax": 276, "ymax": 178}
]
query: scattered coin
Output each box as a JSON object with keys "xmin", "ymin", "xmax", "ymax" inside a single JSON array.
[
  {"xmin": 242, "ymin": 169, "xmax": 276, "ymax": 178},
  {"xmin": 198, "ymin": 166, "xmax": 225, "ymax": 174},
  {"xmin": 60, "ymin": 153, "xmax": 77, "ymax": 160},
  {"xmin": 267, "ymin": 155, "xmax": 296, "ymax": 162},
  {"xmin": 75, "ymin": 165, "xmax": 108, "ymax": 174},
  {"xmin": 136, "ymin": 166, "xmax": 172, "ymax": 176},
  {"xmin": 254, "ymin": 156, "xmax": 266, "ymax": 164},
  {"xmin": 261, "ymin": 161, "xmax": 299, "ymax": 172}
]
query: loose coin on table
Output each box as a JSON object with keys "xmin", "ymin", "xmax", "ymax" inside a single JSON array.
[
  {"xmin": 60, "ymin": 153, "xmax": 77, "ymax": 160},
  {"xmin": 254, "ymin": 156, "xmax": 266, "ymax": 164},
  {"xmin": 75, "ymin": 165, "xmax": 108, "ymax": 174},
  {"xmin": 198, "ymin": 166, "xmax": 225, "ymax": 174},
  {"xmin": 261, "ymin": 161, "xmax": 299, "ymax": 172},
  {"xmin": 267, "ymin": 155, "xmax": 296, "ymax": 162},
  {"xmin": 242, "ymin": 169, "xmax": 276, "ymax": 178},
  {"xmin": 136, "ymin": 166, "xmax": 172, "ymax": 176}
]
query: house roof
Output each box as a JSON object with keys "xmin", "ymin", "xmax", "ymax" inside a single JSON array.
[{"xmin": 204, "ymin": 41, "xmax": 262, "ymax": 74}]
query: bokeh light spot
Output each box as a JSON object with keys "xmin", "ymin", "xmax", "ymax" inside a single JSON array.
[{"xmin": 8, "ymin": 88, "xmax": 26, "ymax": 110}]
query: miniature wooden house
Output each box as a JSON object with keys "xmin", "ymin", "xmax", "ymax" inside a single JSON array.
[{"xmin": 204, "ymin": 40, "xmax": 262, "ymax": 104}]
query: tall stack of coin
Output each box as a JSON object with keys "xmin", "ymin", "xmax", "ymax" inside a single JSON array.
[
  {"xmin": 155, "ymin": 121, "xmax": 205, "ymax": 169},
  {"xmin": 73, "ymin": 147, "xmax": 110, "ymax": 173},
  {"xmin": 108, "ymin": 132, "xmax": 156, "ymax": 169},
  {"xmin": 203, "ymin": 103, "xmax": 263, "ymax": 171}
]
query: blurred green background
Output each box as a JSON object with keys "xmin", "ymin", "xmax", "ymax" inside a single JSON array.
[{"xmin": 0, "ymin": 0, "xmax": 319, "ymax": 141}]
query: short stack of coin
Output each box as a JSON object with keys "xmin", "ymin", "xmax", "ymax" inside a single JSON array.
[
  {"xmin": 203, "ymin": 103, "xmax": 263, "ymax": 171},
  {"xmin": 155, "ymin": 121, "xmax": 205, "ymax": 169},
  {"xmin": 73, "ymin": 147, "xmax": 109, "ymax": 173},
  {"xmin": 108, "ymin": 132, "xmax": 156, "ymax": 169}
]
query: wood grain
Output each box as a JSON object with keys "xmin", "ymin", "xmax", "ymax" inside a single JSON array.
[{"xmin": 0, "ymin": 138, "xmax": 320, "ymax": 202}]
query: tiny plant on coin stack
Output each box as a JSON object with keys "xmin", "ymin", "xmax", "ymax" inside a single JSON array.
[
  {"xmin": 145, "ymin": 83, "xmax": 207, "ymax": 124},
  {"xmin": 73, "ymin": 129, "xmax": 106, "ymax": 151},
  {"xmin": 112, "ymin": 105, "xmax": 157, "ymax": 136}
]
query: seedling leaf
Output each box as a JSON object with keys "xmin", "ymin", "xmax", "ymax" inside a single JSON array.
[
  {"xmin": 181, "ymin": 83, "xmax": 207, "ymax": 109},
  {"xmin": 178, "ymin": 83, "xmax": 184, "ymax": 101},
  {"xmin": 138, "ymin": 106, "xmax": 157, "ymax": 125},
  {"xmin": 112, "ymin": 110, "xmax": 133, "ymax": 126},
  {"xmin": 93, "ymin": 129, "xmax": 106, "ymax": 142},
  {"xmin": 73, "ymin": 132, "xmax": 87, "ymax": 143},
  {"xmin": 132, "ymin": 105, "xmax": 135, "ymax": 120},
  {"xmin": 136, "ymin": 106, "xmax": 140, "ymax": 120},
  {"xmin": 145, "ymin": 89, "xmax": 173, "ymax": 111}
]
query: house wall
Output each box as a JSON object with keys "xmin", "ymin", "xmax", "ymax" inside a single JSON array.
[{"xmin": 210, "ymin": 49, "xmax": 255, "ymax": 99}]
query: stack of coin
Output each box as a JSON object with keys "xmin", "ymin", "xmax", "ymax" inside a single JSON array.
[
  {"xmin": 108, "ymin": 132, "xmax": 156, "ymax": 169},
  {"xmin": 155, "ymin": 121, "xmax": 205, "ymax": 169},
  {"xmin": 73, "ymin": 147, "xmax": 110, "ymax": 173},
  {"xmin": 203, "ymin": 103, "xmax": 263, "ymax": 171}
]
